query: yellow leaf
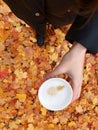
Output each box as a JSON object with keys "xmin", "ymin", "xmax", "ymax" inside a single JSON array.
[
  {"xmin": 0, "ymin": 87, "xmax": 7, "ymax": 97},
  {"xmin": 16, "ymin": 93, "xmax": 26, "ymax": 102},
  {"xmin": 15, "ymin": 69, "xmax": 28, "ymax": 80},
  {"xmin": 30, "ymin": 36, "xmax": 37, "ymax": 43},
  {"xmin": 0, "ymin": 87, "xmax": 3, "ymax": 96},
  {"xmin": 17, "ymin": 45, "xmax": 25, "ymax": 57},
  {"xmin": 92, "ymin": 98, "xmax": 98, "ymax": 108},
  {"xmin": 48, "ymin": 123, "xmax": 55, "ymax": 129},
  {"xmin": 9, "ymin": 121, "xmax": 18, "ymax": 129},
  {"xmin": 0, "ymin": 29, "xmax": 9, "ymax": 43},
  {"xmin": 29, "ymin": 88, "xmax": 37, "ymax": 95},
  {"xmin": 54, "ymin": 29, "xmax": 65, "ymax": 42},
  {"xmin": 68, "ymin": 121, "xmax": 76, "ymax": 127},
  {"xmin": 93, "ymin": 98, "xmax": 98, "ymax": 105},
  {"xmin": 40, "ymin": 107, "xmax": 47, "ymax": 116},
  {"xmin": 49, "ymin": 53, "xmax": 58, "ymax": 61},
  {"xmin": 27, "ymin": 124, "xmax": 34, "ymax": 130},
  {"xmin": 19, "ymin": 32, "xmax": 25, "ymax": 41},
  {"xmin": 76, "ymin": 105, "xmax": 83, "ymax": 113},
  {"xmin": 35, "ymin": 127, "xmax": 42, "ymax": 130},
  {"xmin": 47, "ymin": 46, "xmax": 55, "ymax": 53},
  {"xmin": 28, "ymin": 114, "xmax": 34, "ymax": 123}
]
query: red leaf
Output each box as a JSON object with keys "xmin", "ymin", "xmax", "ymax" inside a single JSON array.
[
  {"xmin": 0, "ymin": 68, "xmax": 8, "ymax": 79},
  {"xmin": 12, "ymin": 31, "xmax": 19, "ymax": 40}
]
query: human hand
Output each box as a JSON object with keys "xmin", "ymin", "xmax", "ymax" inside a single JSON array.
[{"xmin": 45, "ymin": 42, "xmax": 87, "ymax": 102}]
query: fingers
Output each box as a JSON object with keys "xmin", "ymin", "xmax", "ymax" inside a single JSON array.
[
  {"xmin": 44, "ymin": 70, "xmax": 60, "ymax": 80},
  {"xmin": 44, "ymin": 65, "xmax": 65, "ymax": 80}
]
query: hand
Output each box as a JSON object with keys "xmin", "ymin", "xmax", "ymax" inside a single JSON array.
[{"xmin": 45, "ymin": 42, "xmax": 87, "ymax": 102}]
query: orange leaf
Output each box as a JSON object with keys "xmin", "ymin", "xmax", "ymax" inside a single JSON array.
[{"xmin": 93, "ymin": 120, "xmax": 98, "ymax": 130}]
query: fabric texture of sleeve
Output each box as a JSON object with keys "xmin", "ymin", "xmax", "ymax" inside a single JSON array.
[
  {"xmin": 4, "ymin": 0, "xmax": 46, "ymax": 37},
  {"xmin": 65, "ymin": 10, "xmax": 98, "ymax": 54}
]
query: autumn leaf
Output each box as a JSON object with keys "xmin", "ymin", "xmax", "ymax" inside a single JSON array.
[
  {"xmin": 68, "ymin": 121, "xmax": 76, "ymax": 127},
  {"xmin": 40, "ymin": 107, "xmax": 47, "ymax": 116},
  {"xmin": 93, "ymin": 120, "xmax": 98, "ymax": 130},
  {"xmin": 12, "ymin": 30, "xmax": 19, "ymax": 40},
  {"xmin": 0, "ymin": 1, "xmax": 98, "ymax": 129},
  {"xmin": 16, "ymin": 93, "xmax": 26, "ymax": 102},
  {"xmin": 27, "ymin": 124, "xmax": 35, "ymax": 130},
  {"xmin": 0, "ymin": 29, "xmax": 9, "ymax": 43},
  {"xmin": 14, "ymin": 69, "xmax": 28, "ymax": 80},
  {"xmin": 0, "ymin": 68, "xmax": 8, "ymax": 79}
]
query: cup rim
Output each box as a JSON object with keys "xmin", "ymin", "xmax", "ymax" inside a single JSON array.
[{"xmin": 38, "ymin": 78, "xmax": 73, "ymax": 111}]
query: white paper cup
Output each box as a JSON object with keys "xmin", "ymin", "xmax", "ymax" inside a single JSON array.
[{"xmin": 38, "ymin": 78, "xmax": 73, "ymax": 111}]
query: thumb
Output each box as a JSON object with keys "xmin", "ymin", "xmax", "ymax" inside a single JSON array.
[{"xmin": 71, "ymin": 79, "xmax": 82, "ymax": 102}]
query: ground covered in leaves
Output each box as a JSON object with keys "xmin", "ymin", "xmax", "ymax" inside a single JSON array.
[{"xmin": 0, "ymin": 1, "xmax": 98, "ymax": 130}]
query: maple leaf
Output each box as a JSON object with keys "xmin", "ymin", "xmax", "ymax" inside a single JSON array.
[
  {"xmin": 27, "ymin": 124, "xmax": 35, "ymax": 130},
  {"xmin": 12, "ymin": 30, "xmax": 19, "ymax": 40},
  {"xmin": 75, "ymin": 105, "xmax": 83, "ymax": 113},
  {"xmin": 0, "ymin": 43, "xmax": 5, "ymax": 52},
  {"xmin": 9, "ymin": 121, "xmax": 18, "ymax": 129},
  {"xmin": 14, "ymin": 69, "xmax": 28, "ymax": 80},
  {"xmin": 40, "ymin": 107, "xmax": 47, "ymax": 116},
  {"xmin": 49, "ymin": 53, "xmax": 58, "ymax": 61},
  {"xmin": 16, "ymin": 93, "xmax": 26, "ymax": 102},
  {"xmin": 0, "ymin": 87, "xmax": 3, "ymax": 96},
  {"xmin": 48, "ymin": 123, "xmax": 55, "ymax": 129},
  {"xmin": 0, "ymin": 68, "xmax": 8, "ymax": 79},
  {"xmin": 0, "ymin": 1, "xmax": 98, "ymax": 129},
  {"xmin": 93, "ymin": 120, "xmax": 98, "ymax": 130},
  {"xmin": 0, "ymin": 29, "xmax": 9, "ymax": 43},
  {"xmin": 68, "ymin": 121, "xmax": 76, "ymax": 127},
  {"xmin": 24, "ymin": 46, "xmax": 33, "ymax": 58},
  {"xmin": 0, "ymin": 1, "xmax": 11, "ymax": 14},
  {"xmin": 27, "ymin": 114, "xmax": 34, "ymax": 123}
]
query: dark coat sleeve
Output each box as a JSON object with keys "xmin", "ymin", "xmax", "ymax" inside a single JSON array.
[
  {"xmin": 65, "ymin": 10, "xmax": 98, "ymax": 54},
  {"xmin": 3, "ymin": 0, "xmax": 46, "ymax": 36}
]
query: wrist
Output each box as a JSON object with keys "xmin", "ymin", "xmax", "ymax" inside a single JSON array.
[{"xmin": 72, "ymin": 42, "xmax": 87, "ymax": 54}]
